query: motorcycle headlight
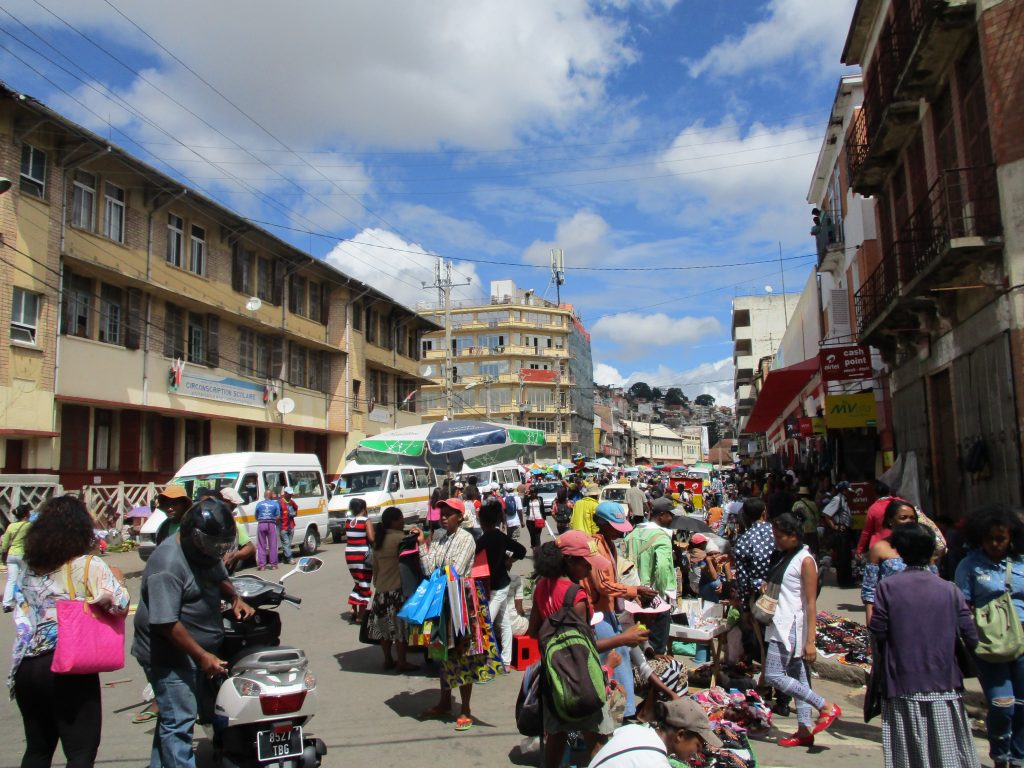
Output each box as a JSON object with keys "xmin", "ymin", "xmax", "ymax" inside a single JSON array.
[
  {"xmin": 303, "ymin": 672, "xmax": 318, "ymax": 690},
  {"xmin": 232, "ymin": 678, "xmax": 262, "ymax": 697}
]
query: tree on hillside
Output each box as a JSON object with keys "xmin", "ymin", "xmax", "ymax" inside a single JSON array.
[
  {"xmin": 664, "ymin": 387, "xmax": 687, "ymax": 406},
  {"xmin": 628, "ymin": 382, "xmax": 653, "ymax": 400},
  {"xmin": 651, "ymin": 387, "xmax": 664, "ymax": 400},
  {"xmin": 694, "ymin": 394, "xmax": 716, "ymax": 407}
]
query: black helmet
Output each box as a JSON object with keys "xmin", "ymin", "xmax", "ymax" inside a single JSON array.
[{"xmin": 180, "ymin": 498, "xmax": 237, "ymax": 561}]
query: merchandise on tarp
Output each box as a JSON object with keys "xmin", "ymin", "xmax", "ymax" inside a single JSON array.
[
  {"xmin": 685, "ymin": 688, "xmax": 765, "ymax": 767},
  {"xmin": 815, "ymin": 611, "xmax": 872, "ymax": 668}
]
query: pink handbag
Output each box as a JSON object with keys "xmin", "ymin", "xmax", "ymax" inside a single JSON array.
[{"xmin": 51, "ymin": 556, "xmax": 126, "ymax": 675}]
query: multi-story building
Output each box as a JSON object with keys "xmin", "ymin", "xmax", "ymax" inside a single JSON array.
[
  {"xmin": 0, "ymin": 84, "xmax": 436, "ymax": 491},
  {"xmin": 622, "ymin": 420, "xmax": 702, "ymax": 465},
  {"xmin": 842, "ymin": 0, "xmax": 1023, "ymax": 514},
  {"xmin": 417, "ymin": 280, "xmax": 594, "ymax": 460}
]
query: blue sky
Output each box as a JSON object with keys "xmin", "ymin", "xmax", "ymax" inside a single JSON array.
[{"xmin": 0, "ymin": 0, "xmax": 857, "ymax": 404}]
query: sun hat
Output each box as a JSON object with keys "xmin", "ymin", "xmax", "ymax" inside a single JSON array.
[
  {"xmin": 594, "ymin": 500, "xmax": 633, "ymax": 533},
  {"xmin": 219, "ymin": 487, "xmax": 244, "ymax": 506},
  {"xmin": 658, "ymin": 698, "xmax": 723, "ymax": 748},
  {"xmin": 159, "ymin": 485, "xmax": 188, "ymax": 500},
  {"xmin": 555, "ymin": 530, "xmax": 611, "ymax": 571},
  {"xmin": 438, "ymin": 498, "xmax": 465, "ymax": 516}
]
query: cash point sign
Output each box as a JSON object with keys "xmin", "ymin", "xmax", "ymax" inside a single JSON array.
[
  {"xmin": 825, "ymin": 392, "xmax": 878, "ymax": 428},
  {"xmin": 819, "ymin": 345, "xmax": 872, "ymax": 382}
]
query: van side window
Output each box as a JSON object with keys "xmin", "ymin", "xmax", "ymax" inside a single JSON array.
[
  {"xmin": 387, "ymin": 472, "xmax": 401, "ymax": 493},
  {"xmin": 401, "ymin": 469, "xmax": 416, "ymax": 491},
  {"xmin": 287, "ymin": 470, "xmax": 322, "ymax": 498},
  {"xmin": 414, "ymin": 468, "xmax": 430, "ymax": 488},
  {"xmin": 239, "ymin": 473, "xmax": 259, "ymax": 504},
  {"xmin": 427, "ymin": 468, "xmax": 437, "ymax": 487},
  {"xmin": 263, "ymin": 470, "xmax": 286, "ymax": 494}
]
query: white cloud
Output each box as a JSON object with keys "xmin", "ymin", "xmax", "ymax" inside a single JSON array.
[
  {"xmin": 595, "ymin": 358, "xmax": 736, "ymax": 405},
  {"xmin": 592, "ymin": 312, "xmax": 722, "ymax": 349},
  {"xmin": 522, "ymin": 210, "xmax": 613, "ymax": 267},
  {"xmin": 324, "ymin": 228, "xmax": 483, "ymax": 311},
  {"xmin": 687, "ymin": 0, "xmax": 857, "ymax": 79}
]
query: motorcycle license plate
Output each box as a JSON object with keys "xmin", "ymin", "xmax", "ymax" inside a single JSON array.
[{"xmin": 256, "ymin": 726, "xmax": 303, "ymax": 762}]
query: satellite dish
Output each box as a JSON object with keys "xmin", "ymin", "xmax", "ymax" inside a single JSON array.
[
  {"xmin": 246, "ymin": 297, "xmax": 263, "ymax": 312},
  {"xmin": 764, "ymin": 285, "xmax": 774, "ymax": 293},
  {"xmin": 277, "ymin": 397, "xmax": 295, "ymax": 415},
  {"xmin": 422, "ymin": 366, "xmax": 434, "ymax": 377}
]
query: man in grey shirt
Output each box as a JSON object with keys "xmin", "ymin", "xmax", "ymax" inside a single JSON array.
[
  {"xmin": 133, "ymin": 498, "xmax": 253, "ymax": 768},
  {"xmin": 625, "ymin": 478, "xmax": 649, "ymax": 522}
]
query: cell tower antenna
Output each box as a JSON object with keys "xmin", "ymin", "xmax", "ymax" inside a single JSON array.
[{"xmin": 550, "ymin": 248, "xmax": 565, "ymax": 305}]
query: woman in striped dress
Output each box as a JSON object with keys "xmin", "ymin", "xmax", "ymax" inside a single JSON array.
[{"xmin": 345, "ymin": 498, "xmax": 374, "ymax": 623}]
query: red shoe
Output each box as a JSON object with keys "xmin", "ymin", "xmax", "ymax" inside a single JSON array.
[
  {"xmin": 813, "ymin": 704, "xmax": 842, "ymax": 734},
  {"xmin": 777, "ymin": 733, "xmax": 814, "ymax": 748}
]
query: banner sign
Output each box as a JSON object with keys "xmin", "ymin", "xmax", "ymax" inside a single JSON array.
[
  {"xmin": 824, "ymin": 392, "xmax": 878, "ymax": 428},
  {"xmin": 179, "ymin": 371, "xmax": 264, "ymax": 409},
  {"xmin": 518, "ymin": 368, "xmax": 558, "ymax": 383},
  {"xmin": 798, "ymin": 417, "xmax": 814, "ymax": 437},
  {"xmin": 820, "ymin": 345, "xmax": 872, "ymax": 381}
]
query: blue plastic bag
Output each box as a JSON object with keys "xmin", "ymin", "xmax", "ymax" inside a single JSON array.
[{"xmin": 398, "ymin": 568, "xmax": 448, "ymax": 625}]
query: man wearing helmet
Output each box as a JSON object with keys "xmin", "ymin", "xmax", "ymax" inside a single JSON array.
[{"xmin": 132, "ymin": 497, "xmax": 255, "ymax": 768}]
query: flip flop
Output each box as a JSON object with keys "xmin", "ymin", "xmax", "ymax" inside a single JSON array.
[
  {"xmin": 455, "ymin": 715, "xmax": 474, "ymax": 731},
  {"xmin": 131, "ymin": 709, "xmax": 158, "ymax": 724}
]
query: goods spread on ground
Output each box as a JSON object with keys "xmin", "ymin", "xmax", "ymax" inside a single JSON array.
[{"xmin": 815, "ymin": 611, "xmax": 872, "ymax": 668}]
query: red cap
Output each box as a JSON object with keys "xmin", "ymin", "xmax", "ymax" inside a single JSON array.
[
  {"xmin": 556, "ymin": 530, "xmax": 611, "ymax": 571},
  {"xmin": 438, "ymin": 498, "xmax": 465, "ymax": 515}
]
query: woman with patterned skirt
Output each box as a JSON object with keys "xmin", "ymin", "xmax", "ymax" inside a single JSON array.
[
  {"xmin": 345, "ymin": 497, "xmax": 373, "ymax": 623},
  {"xmin": 412, "ymin": 497, "xmax": 502, "ymax": 732}
]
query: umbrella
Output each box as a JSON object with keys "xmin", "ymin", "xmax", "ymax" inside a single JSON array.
[
  {"xmin": 669, "ymin": 516, "xmax": 714, "ymax": 534},
  {"xmin": 595, "ymin": 457, "xmax": 613, "ymax": 466},
  {"xmin": 351, "ymin": 419, "xmax": 545, "ymax": 473},
  {"xmin": 127, "ymin": 505, "xmax": 152, "ymax": 519}
]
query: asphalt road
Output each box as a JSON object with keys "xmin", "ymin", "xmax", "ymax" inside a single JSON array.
[{"xmin": 0, "ymin": 540, "xmax": 991, "ymax": 768}]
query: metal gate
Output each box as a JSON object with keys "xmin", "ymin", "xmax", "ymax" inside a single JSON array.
[{"xmin": 953, "ymin": 332, "xmax": 1022, "ymax": 511}]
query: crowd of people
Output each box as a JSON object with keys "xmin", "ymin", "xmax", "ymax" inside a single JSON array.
[{"xmin": 2, "ymin": 464, "xmax": 1023, "ymax": 767}]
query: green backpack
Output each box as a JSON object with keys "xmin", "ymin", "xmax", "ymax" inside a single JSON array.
[
  {"xmin": 538, "ymin": 584, "xmax": 607, "ymax": 724},
  {"xmin": 974, "ymin": 561, "xmax": 1024, "ymax": 663}
]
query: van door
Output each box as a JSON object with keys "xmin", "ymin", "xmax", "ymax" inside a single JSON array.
[
  {"xmin": 286, "ymin": 468, "xmax": 327, "ymax": 553},
  {"xmin": 399, "ymin": 468, "xmax": 418, "ymax": 520}
]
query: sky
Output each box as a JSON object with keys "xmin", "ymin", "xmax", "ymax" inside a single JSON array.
[{"xmin": 0, "ymin": 0, "xmax": 857, "ymax": 405}]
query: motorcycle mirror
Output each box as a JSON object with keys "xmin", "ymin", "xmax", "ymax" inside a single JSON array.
[{"xmin": 279, "ymin": 556, "xmax": 324, "ymax": 583}]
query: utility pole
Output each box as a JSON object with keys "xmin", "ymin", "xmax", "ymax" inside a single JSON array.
[
  {"xmin": 555, "ymin": 367, "xmax": 563, "ymax": 464},
  {"xmin": 423, "ymin": 258, "xmax": 471, "ymax": 420}
]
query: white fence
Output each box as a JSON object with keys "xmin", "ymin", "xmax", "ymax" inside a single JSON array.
[
  {"xmin": 0, "ymin": 477, "xmax": 158, "ymax": 527},
  {"xmin": 81, "ymin": 483, "xmax": 160, "ymax": 526},
  {"xmin": 0, "ymin": 478, "xmax": 64, "ymax": 524}
]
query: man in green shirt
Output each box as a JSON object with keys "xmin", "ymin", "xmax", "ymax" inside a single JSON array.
[
  {"xmin": 624, "ymin": 496, "xmax": 676, "ymax": 652},
  {"xmin": 1, "ymin": 504, "xmax": 32, "ymax": 612}
]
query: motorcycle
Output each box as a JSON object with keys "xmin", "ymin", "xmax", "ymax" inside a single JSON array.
[{"xmin": 207, "ymin": 556, "xmax": 328, "ymax": 768}]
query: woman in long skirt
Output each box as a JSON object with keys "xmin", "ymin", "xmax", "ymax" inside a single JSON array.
[
  {"xmin": 345, "ymin": 498, "xmax": 373, "ymax": 623},
  {"xmin": 872, "ymin": 523, "xmax": 980, "ymax": 768},
  {"xmin": 366, "ymin": 506, "xmax": 418, "ymax": 671}
]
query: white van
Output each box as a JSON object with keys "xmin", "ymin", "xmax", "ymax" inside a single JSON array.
[
  {"xmin": 458, "ymin": 460, "xmax": 525, "ymax": 491},
  {"xmin": 327, "ymin": 461, "xmax": 436, "ymax": 542},
  {"xmin": 138, "ymin": 452, "xmax": 328, "ymax": 561}
]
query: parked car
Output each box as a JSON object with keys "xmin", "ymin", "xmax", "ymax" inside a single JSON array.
[
  {"xmin": 599, "ymin": 482, "xmax": 631, "ymax": 516},
  {"xmin": 531, "ymin": 481, "xmax": 562, "ymax": 509}
]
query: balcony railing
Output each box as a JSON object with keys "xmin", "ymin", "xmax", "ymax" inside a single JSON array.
[
  {"xmin": 845, "ymin": 107, "xmax": 870, "ymax": 188},
  {"xmin": 855, "ymin": 165, "xmax": 1002, "ymax": 336}
]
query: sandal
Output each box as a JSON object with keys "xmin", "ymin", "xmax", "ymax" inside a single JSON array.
[
  {"xmin": 131, "ymin": 709, "xmax": 158, "ymax": 724},
  {"xmin": 813, "ymin": 703, "xmax": 842, "ymax": 734},
  {"xmin": 455, "ymin": 715, "xmax": 474, "ymax": 731},
  {"xmin": 419, "ymin": 705, "xmax": 452, "ymax": 720}
]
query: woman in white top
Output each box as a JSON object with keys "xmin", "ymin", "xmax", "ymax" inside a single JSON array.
[{"xmin": 762, "ymin": 512, "xmax": 841, "ymax": 748}]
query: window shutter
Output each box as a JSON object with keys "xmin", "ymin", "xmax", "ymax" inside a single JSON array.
[
  {"xmin": 231, "ymin": 244, "xmax": 244, "ymax": 293},
  {"xmin": 320, "ymin": 283, "xmax": 330, "ymax": 324},
  {"xmin": 829, "ymin": 289, "xmax": 852, "ymax": 339},
  {"xmin": 206, "ymin": 314, "xmax": 219, "ymax": 368},
  {"xmin": 270, "ymin": 337, "xmax": 284, "ymax": 380},
  {"xmin": 271, "ymin": 260, "xmax": 284, "ymax": 305},
  {"xmin": 164, "ymin": 303, "xmax": 179, "ymax": 358},
  {"xmin": 125, "ymin": 288, "xmax": 143, "ymax": 350}
]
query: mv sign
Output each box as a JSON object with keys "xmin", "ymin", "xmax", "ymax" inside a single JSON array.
[{"xmin": 819, "ymin": 345, "xmax": 872, "ymax": 382}]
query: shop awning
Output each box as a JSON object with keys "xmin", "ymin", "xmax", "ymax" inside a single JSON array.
[{"xmin": 743, "ymin": 357, "xmax": 819, "ymax": 434}]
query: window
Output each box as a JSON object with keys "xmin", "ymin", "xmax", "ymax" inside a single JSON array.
[
  {"xmin": 189, "ymin": 225, "xmax": 205, "ymax": 275},
  {"xmin": 257, "ymin": 257, "xmax": 273, "ymax": 301},
  {"xmin": 308, "ymin": 282, "xmax": 320, "ymax": 323},
  {"xmin": 187, "ymin": 313, "xmax": 206, "ymax": 364},
  {"xmin": 365, "ymin": 307, "xmax": 378, "ymax": 343},
  {"xmin": 166, "ymin": 214, "xmax": 184, "ymax": 267},
  {"xmin": 289, "ymin": 274, "xmax": 307, "ymax": 316},
  {"xmin": 421, "ymin": 338, "xmax": 433, "ymax": 356},
  {"xmin": 401, "ymin": 469, "xmax": 416, "ymax": 491},
  {"xmin": 263, "ymin": 470, "xmax": 287, "ymax": 494},
  {"xmin": 307, "ymin": 351, "xmax": 323, "ymax": 392},
  {"xmin": 254, "ymin": 428, "xmax": 269, "ymax": 452},
  {"xmin": 289, "ymin": 342, "xmax": 306, "ymax": 387},
  {"xmin": 103, "ymin": 183, "xmax": 125, "ymax": 243},
  {"xmin": 163, "ymin": 303, "xmax": 185, "ymax": 358},
  {"xmin": 239, "ymin": 472, "xmax": 259, "ymax": 503},
  {"xmin": 414, "ymin": 468, "xmax": 431, "ymax": 488},
  {"xmin": 63, "ymin": 272, "xmax": 92, "ymax": 338},
  {"xmin": 387, "ymin": 472, "xmax": 400, "ymax": 493},
  {"xmin": 98, "ymin": 284, "xmax": 122, "ymax": 345},
  {"xmin": 236, "ymin": 425, "xmax": 252, "ymax": 453},
  {"xmin": 241, "ymin": 329, "xmax": 270, "ymax": 376},
  {"xmin": 11, "ymin": 287, "xmax": 40, "ymax": 344},
  {"xmin": 93, "ymin": 409, "xmax": 112, "ymax": 470},
  {"xmin": 71, "ymin": 171, "xmax": 95, "ymax": 230},
  {"xmin": 352, "ymin": 301, "xmax": 362, "ymax": 331},
  {"xmin": 19, "ymin": 144, "xmax": 46, "ymax": 197},
  {"xmin": 287, "ymin": 470, "xmax": 323, "ymax": 498}
]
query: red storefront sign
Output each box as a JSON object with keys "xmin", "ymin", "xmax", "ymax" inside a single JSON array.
[
  {"xmin": 518, "ymin": 368, "xmax": 558, "ymax": 383},
  {"xmin": 848, "ymin": 481, "xmax": 875, "ymax": 513},
  {"xmin": 819, "ymin": 345, "xmax": 872, "ymax": 381},
  {"xmin": 798, "ymin": 417, "xmax": 814, "ymax": 437}
]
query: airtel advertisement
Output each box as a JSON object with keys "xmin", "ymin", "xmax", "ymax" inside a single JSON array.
[{"xmin": 819, "ymin": 345, "xmax": 872, "ymax": 382}]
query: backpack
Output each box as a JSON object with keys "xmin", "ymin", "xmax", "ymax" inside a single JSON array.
[
  {"xmin": 553, "ymin": 500, "xmax": 572, "ymax": 525},
  {"xmin": 538, "ymin": 584, "xmax": 607, "ymax": 724},
  {"xmin": 504, "ymin": 494, "xmax": 519, "ymax": 519},
  {"xmin": 515, "ymin": 661, "xmax": 544, "ymax": 736}
]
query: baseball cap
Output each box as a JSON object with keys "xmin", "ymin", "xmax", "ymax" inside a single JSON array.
[
  {"xmin": 479, "ymin": 482, "xmax": 494, "ymax": 493},
  {"xmin": 689, "ymin": 533, "xmax": 709, "ymax": 546},
  {"xmin": 658, "ymin": 698, "xmax": 722, "ymax": 748},
  {"xmin": 555, "ymin": 530, "xmax": 611, "ymax": 571},
  {"xmin": 219, "ymin": 487, "xmax": 244, "ymax": 506},
  {"xmin": 438, "ymin": 498, "xmax": 465, "ymax": 516},
  {"xmin": 797, "ymin": 485, "xmax": 812, "ymax": 496},
  {"xmin": 836, "ymin": 481, "xmax": 851, "ymax": 492},
  {"xmin": 651, "ymin": 497, "xmax": 677, "ymax": 516},
  {"xmin": 594, "ymin": 500, "xmax": 633, "ymax": 533},
  {"xmin": 283, "ymin": 486, "xmax": 294, "ymax": 495},
  {"xmin": 159, "ymin": 484, "xmax": 188, "ymax": 500}
]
